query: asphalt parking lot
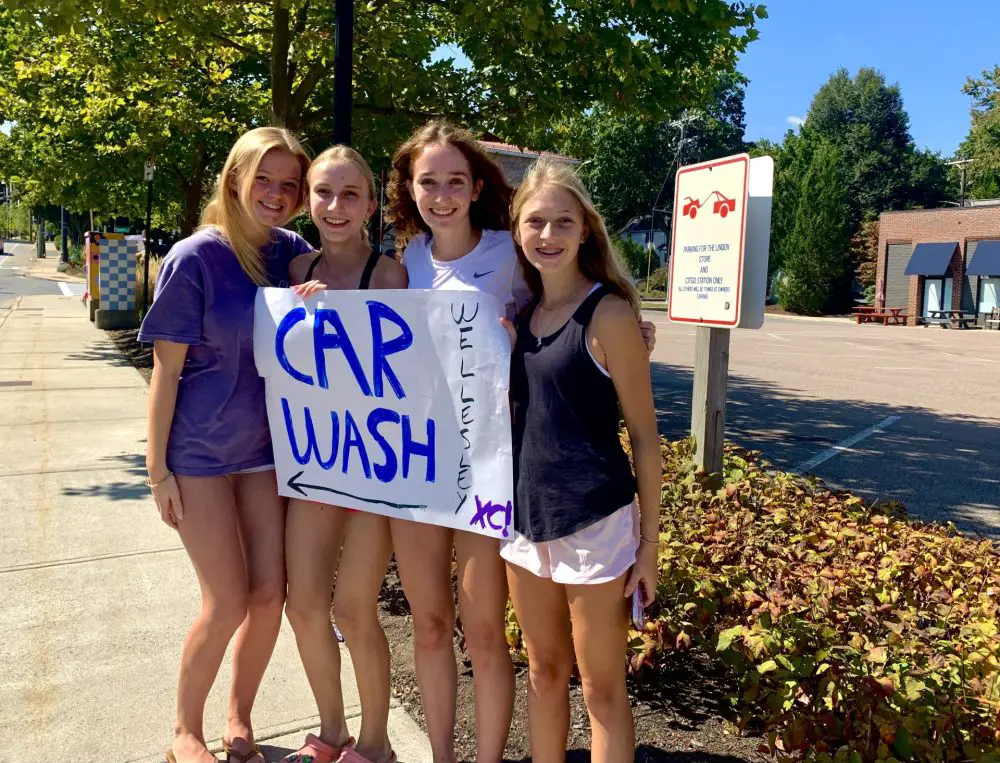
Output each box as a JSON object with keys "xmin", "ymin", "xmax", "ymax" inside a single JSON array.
[{"xmin": 644, "ymin": 310, "xmax": 1000, "ymax": 537}]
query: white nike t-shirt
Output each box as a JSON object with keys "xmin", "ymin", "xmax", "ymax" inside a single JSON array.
[{"xmin": 403, "ymin": 229, "xmax": 532, "ymax": 317}]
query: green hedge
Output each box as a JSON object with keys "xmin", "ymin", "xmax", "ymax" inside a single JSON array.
[{"xmin": 506, "ymin": 437, "xmax": 1000, "ymax": 762}]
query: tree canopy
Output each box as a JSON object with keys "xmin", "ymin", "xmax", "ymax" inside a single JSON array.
[
  {"xmin": 959, "ymin": 65, "xmax": 1000, "ymax": 199},
  {"xmin": 1, "ymin": 0, "xmax": 765, "ymax": 232}
]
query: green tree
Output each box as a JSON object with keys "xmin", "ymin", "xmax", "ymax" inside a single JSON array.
[
  {"xmin": 959, "ymin": 65, "xmax": 1000, "ymax": 199},
  {"xmin": 2, "ymin": 1, "xmax": 765, "ymax": 232},
  {"xmin": 554, "ymin": 73, "xmax": 748, "ymax": 234},
  {"xmin": 806, "ymin": 67, "xmax": 950, "ymax": 219},
  {"xmin": 778, "ymin": 142, "xmax": 853, "ymax": 315}
]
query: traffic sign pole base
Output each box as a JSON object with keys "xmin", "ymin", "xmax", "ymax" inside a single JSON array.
[{"xmin": 95, "ymin": 309, "xmax": 139, "ymax": 330}]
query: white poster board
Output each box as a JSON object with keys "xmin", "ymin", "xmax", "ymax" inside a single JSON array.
[{"xmin": 254, "ymin": 288, "xmax": 515, "ymax": 539}]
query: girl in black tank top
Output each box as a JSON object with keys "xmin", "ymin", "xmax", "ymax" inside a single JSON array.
[
  {"xmin": 503, "ymin": 159, "xmax": 662, "ymax": 762},
  {"xmin": 284, "ymin": 147, "xmax": 408, "ymax": 763}
]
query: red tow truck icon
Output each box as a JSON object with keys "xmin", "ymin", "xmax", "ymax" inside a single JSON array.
[
  {"xmin": 682, "ymin": 191, "xmax": 737, "ymax": 220},
  {"xmin": 708, "ymin": 190, "xmax": 736, "ymax": 218},
  {"xmin": 682, "ymin": 196, "xmax": 702, "ymax": 219}
]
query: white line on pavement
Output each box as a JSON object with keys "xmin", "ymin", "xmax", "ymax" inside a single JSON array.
[
  {"xmin": 58, "ymin": 281, "xmax": 73, "ymax": 296},
  {"xmin": 792, "ymin": 415, "xmax": 902, "ymax": 474},
  {"xmin": 766, "ymin": 332, "xmax": 790, "ymax": 342}
]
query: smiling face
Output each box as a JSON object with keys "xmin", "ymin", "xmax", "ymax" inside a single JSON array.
[
  {"xmin": 407, "ymin": 141, "xmax": 482, "ymax": 235},
  {"xmin": 516, "ymin": 183, "xmax": 589, "ymax": 275},
  {"xmin": 245, "ymin": 148, "xmax": 303, "ymax": 227},
  {"xmin": 308, "ymin": 158, "xmax": 377, "ymax": 246}
]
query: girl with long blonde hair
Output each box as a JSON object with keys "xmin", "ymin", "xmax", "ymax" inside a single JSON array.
[
  {"xmin": 503, "ymin": 159, "xmax": 661, "ymax": 762},
  {"xmin": 140, "ymin": 127, "xmax": 315, "ymax": 763},
  {"xmin": 280, "ymin": 145, "xmax": 406, "ymax": 763}
]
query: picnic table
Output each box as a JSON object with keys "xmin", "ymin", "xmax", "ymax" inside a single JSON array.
[
  {"xmin": 921, "ymin": 309, "xmax": 975, "ymax": 329},
  {"xmin": 852, "ymin": 306, "xmax": 908, "ymax": 325},
  {"xmin": 986, "ymin": 308, "xmax": 1000, "ymax": 331}
]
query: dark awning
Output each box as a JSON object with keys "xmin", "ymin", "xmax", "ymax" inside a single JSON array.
[
  {"xmin": 904, "ymin": 242, "xmax": 958, "ymax": 276},
  {"xmin": 967, "ymin": 240, "xmax": 1000, "ymax": 276}
]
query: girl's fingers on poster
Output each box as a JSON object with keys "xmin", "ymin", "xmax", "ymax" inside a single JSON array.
[
  {"xmin": 499, "ymin": 316, "xmax": 516, "ymax": 349},
  {"xmin": 639, "ymin": 320, "xmax": 657, "ymax": 353},
  {"xmin": 293, "ymin": 280, "xmax": 327, "ymax": 298}
]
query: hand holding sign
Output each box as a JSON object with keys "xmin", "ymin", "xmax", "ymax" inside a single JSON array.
[{"xmin": 254, "ymin": 288, "xmax": 515, "ymax": 539}]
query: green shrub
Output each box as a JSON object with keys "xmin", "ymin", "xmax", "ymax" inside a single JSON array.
[
  {"xmin": 506, "ymin": 436, "xmax": 1000, "ymax": 761},
  {"xmin": 614, "ymin": 236, "xmax": 649, "ymax": 279},
  {"xmin": 644, "ymin": 265, "xmax": 669, "ymax": 293}
]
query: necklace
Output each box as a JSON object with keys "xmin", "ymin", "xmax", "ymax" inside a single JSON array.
[{"xmin": 534, "ymin": 282, "xmax": 590, "ymax": 348}]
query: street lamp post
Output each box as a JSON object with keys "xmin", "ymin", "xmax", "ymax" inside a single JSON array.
[
  {"xmin": 60, "ymin": 206, "xmax": 69, "ymax": 263},
  {"xmin": 333, "ymin": 0, "xmax": 354, "ymax": 146}
]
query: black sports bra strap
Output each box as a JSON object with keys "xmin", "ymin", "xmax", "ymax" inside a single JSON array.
[
  {"xmin": 358, "ymin": 249, "xmax": 381, "ymax": 290},
  {"xmin": 303, "ymin": 253, "xmax": 323, "ymax": 283}
]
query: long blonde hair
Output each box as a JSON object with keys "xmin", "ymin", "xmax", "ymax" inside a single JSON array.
[
  {"xmin": 201, "ymin": 127, "xmax": 311, "ymax": 285},
  {"xmin": 511, "ymin": 159, "xmax": 640, "ymax": 317},
  {"xmin": 307, "ymin": 145, "xmax": 377, "ymax": 244}
]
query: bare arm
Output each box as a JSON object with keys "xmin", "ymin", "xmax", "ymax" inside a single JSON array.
[
  {"xmin": 146, "ymin": 340, "xmax": 189, "ymax": 528},
  {"xmin": 591, "ymin": 297, "xmax": 662, "ymax": 603},
  {"xmin": 372, "ymin": 255, "xmax": 409, "ymax": 289}
]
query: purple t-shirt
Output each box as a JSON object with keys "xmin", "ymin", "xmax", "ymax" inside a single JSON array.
[{"xmin": 138, "ymin": 226, "xmax": 313, "ymax": 476}]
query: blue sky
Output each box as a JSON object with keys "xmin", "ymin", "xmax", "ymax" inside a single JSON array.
[{"xmin": 741, "ymin": 0, "xmax": 999, "ymax": 156}]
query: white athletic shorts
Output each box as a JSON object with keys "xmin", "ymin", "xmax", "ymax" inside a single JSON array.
[{"xmin": 500, "ymin": 501, "xmax": 638, "ymax": 585}]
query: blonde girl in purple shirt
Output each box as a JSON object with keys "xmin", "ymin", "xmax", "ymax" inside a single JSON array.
[{"xmin": 140, "ymin": 127, "xmax": 314, "ymax": 763}]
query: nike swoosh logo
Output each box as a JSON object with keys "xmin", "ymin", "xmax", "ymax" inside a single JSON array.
[{"xmin": 473, "ymin": 270, "xmax": 495, "ymax": 278}]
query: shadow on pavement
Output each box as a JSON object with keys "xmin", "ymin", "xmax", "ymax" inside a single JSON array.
[
  {"xmin": 651, "ymin": 361, "xmax": 1000, "ymax": 537},
  {"xmin": 60, "ymin": 451, "xmax": 148, "ymax": 502},
  {"xmin": 64, "ymin": 343, "xmax": 135, "ymax": 367}
]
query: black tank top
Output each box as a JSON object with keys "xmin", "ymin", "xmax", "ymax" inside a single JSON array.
[
  {"xmin": 303, "ymin": 248, "xmax": 381, "ymax": 289},
  {"xmin": 510, "ymin": 285, "xmax": 637, "ymax": 542}
]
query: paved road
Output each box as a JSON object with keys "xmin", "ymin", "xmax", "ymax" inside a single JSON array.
[
  {"xmin": 0, "ymin": 241, "xmax": 83, "ymax": 313},
  {"xmin": 644, "ymin": 311, "xmax": 1000, "ymax": 537}
]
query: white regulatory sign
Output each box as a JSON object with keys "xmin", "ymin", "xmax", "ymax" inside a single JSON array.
[
  {"xmin": 668, "ymin": 154, "xmax": 750, "ymax": 327},
  {"xmin": 144, "ymin": 159, "xmax": 156, "ymax": 182}
]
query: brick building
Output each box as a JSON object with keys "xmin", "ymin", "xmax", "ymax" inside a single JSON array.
[
  {"xmin": 479, "ymin": 140, "xmax": 579, "ymax": 185},
  {"xmin": 876, "ymin": 205, "xmax": 1000, "ymax": 325}
]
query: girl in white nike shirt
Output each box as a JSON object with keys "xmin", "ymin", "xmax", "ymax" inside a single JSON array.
[{"xmin": 385, "ymin": 121, "xmax": 655, "ymax": 763}]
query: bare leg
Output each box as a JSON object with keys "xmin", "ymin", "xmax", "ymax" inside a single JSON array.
[
  {"xmin": 567, "ymin": 576, "xmax": 633, "ymax": 763},
  {"xmin": 284, "ymin": 498, "xmax": 352, "ymax": 750},
  {"xmin": 455, "ymin": 531, "xmax": 514, "ymax": 763},
  {"xmin": 225, "ymin": 469, "xmax": 288, "ymax": 760},
  {"xmin": 506, "ymin": 563, "xmax": 574, "ymax": 763},
  {"xmin": 334, "ymin": 511, "xmax": 394, "ymax": 762},
  {"xmin": 389, "ymin": 518, "xmax": 457, "ymax": 763},
  {"xmin": 172, "ymin": 475, "xmax": 249, "ymax": 763}
]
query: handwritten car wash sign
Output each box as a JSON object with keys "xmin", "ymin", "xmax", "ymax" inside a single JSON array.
[
  {"xmin": 254, "ymin": 289, "xmax": 515, "ymax": 539},
  {"xmin": 668, "ymin": 154, "xmax": 751, "ymax": 327}
]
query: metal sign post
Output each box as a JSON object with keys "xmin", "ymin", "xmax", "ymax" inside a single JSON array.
[
  {"xmin": 142, "ymin": 159, "xmax": 155, "ymax": 314},
  {"xmin": 668, "ymin": 154, "xmax": 773, "ymax": 485}
]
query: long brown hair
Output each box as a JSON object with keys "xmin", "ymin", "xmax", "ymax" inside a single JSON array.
[
  {"xmin": 307, "ymin": 145, "xmax": 377, "ymax": 244},
  {"xmin": 201, "ymin": 127, "xmax": 311, "ymax": 285},
  {"xmin": 511, "ymin": 158, "xmax": 640, "ymax": 318},
  {"xmin": 386, "ymin": 121, "xmax": 512, "ymax": 249}
]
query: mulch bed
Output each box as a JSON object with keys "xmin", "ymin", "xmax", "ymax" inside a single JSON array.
[
  {"xmin": 379, "ymin": 562, "xmax": 765, "ymax": 763},
  {"xmin": 107, "ymin": 328, "xmax": 152, "ymax": 383},
  {"xmin": 109, "ymin": 326, "xmax": 765, "ymax": 762}
]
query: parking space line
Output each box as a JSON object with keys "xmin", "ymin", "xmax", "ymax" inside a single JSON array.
[{"xmin": 792, "ymin": 415, "xmax": 902, "ymax": 474}]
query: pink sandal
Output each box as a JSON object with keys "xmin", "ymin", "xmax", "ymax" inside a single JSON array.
[
  {"xmin": 283, "ymin": 733, "xmax": 355, "ymax": 763},
  {"xmin": 338, "ymin": 747, "xmax": 397, "ymax": 763}
]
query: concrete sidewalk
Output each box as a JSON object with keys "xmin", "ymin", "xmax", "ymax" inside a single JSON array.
[{"xmin": 0, "ymin": 258, "xmax": 431, "ymax": 762}]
